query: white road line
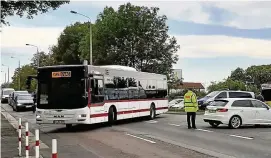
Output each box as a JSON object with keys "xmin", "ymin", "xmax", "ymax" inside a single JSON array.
[
  {"xmin": 168, "ymin": 123, "xmax": 181, "ymax": 127},
  {"xmin": 196, "ymin": 129, "xmax": 213, "ymax": 133},
  {"xmin": 229, "ymin": 134, "xmax": 253, "ymax": 140},
  {"xmin": 145, "ymin": 120, "xmax": 157, "ymax": 124},
  {"xmin": 126, "ymin": 133, "xmax": 156, "ymax": 144}
]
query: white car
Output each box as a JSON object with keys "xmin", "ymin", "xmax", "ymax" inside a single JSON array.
[
  {"xmin": 169, "ymin": 99, "xmax": 184, "ymax": 108},
  {"xmin": 203, "ymin": 98, "xmax": 271, "ymax": 129}
]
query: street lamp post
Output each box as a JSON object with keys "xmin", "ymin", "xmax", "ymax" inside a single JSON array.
[
  {"xmin": 1, "ymin": 71, "xmax": 6, "ymax": 83},
  {"xmin": 11, "ymin": 56, "xmax": 21, "ymax": 90},
  {"xmin": 2, "ymin": 64, "xmax": 9, "ymax": 83},
  {"xmin": 26, "ymin": 44, "xmax": 40, "ymax": 67},
  {"xmin": 70, "ymin": 10, "xmax": 92, "ymax": 65}
]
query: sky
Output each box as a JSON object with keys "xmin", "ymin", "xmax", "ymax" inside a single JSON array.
[{"xmin": 1, "ymin": 0, "xmax": 271, "ymax": 88}]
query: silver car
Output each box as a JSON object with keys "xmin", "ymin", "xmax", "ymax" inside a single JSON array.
[{"xmin": 12, "ymin": 94, "xmax": 34, "ymax": 112}]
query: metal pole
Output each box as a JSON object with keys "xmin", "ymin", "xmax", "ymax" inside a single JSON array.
[
  {"xmin": 18, "ymin": 60, "xmax": 21, "ymax": 90},
  {"xmin": 89, "ymin": 21, "xmax": 92, "ymax": 65},
  {"xmin": 37, "ymin": 47, "xmax": 40, "ymax": 67},
  {"xmin": 7, "ymin": 66, "xmax": 9, "ymax": 83}
]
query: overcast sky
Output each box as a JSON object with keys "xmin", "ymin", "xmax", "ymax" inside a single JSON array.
[{"xmin": 1, "ymin": 0, "xmax": 271, "ymax": 88}]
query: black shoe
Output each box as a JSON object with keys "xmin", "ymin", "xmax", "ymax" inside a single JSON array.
[
  {"xmin": 188, "ymin": 127, "xmax": 192, "ymax": 129},
  {"xmin": 192, "ymin": 127, "xmax": 197, "ymax": 129}
]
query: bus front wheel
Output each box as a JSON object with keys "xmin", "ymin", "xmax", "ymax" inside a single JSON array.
[{"xmin": 66, "ymin": 124, "xmax": 72, "ymax": 129}]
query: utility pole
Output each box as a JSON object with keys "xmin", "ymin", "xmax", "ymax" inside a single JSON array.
[{"xmin": 70, "ymin": 10, "xmax": 93, "ymax": 65}]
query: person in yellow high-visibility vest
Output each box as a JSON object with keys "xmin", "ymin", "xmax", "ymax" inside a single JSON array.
[{"xmin": 184, "ymin": 88, "xmax": 198, "ymax": 129}]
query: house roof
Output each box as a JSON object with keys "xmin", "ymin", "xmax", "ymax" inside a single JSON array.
[{"xmin": 178, "ymin": 82, "xmax": 205, "ymax": 89}]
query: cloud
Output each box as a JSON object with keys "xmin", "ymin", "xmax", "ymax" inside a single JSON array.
[
  {"xmin": 174, "ymin": 35, "xmax": 271, "ymax": 59},
  {"xmin": 1, "ymin": 26, "xmax": 63, "ymax": 53},
  {"xmin": 86, "ymin": 1, "xmax": 271, "ymax": 29},
  {"xmin": 2, "ymin": 26, "xmax": 271, "ymax": 60}
]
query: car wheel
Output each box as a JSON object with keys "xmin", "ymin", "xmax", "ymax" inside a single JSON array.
[
  {"xmin": 209, "ymin": 122, "xmax": 220, "ymax": 128},
  {"xmin": 229, "ymin": 116, "xmax": 242, "ymax": 129}
]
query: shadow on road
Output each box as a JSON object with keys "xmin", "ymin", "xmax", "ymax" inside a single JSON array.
[
  {"xmin": 48, "ymin": 115, "xmax": 165, "ymax": 133},
  {"xmin": 205, "ymin": 125, "xmax": 271, "ymax": 130}
]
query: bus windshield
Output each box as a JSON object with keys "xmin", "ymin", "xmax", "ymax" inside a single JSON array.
[{"xmin": 37, "ymin": 66, "xmax": 88, "ymax": 109}]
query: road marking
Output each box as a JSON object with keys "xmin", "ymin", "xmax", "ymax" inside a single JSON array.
[
  {"xmin": 145, "ymin": 120, "xmax": 157, "ymax": 124},
  {"xmin": 168, "ymin": 123, "xmax": 181, "ymax": 127},
  {"xmin": 126, "ymin": 133, "xmax": 156, "ymax": 144},
  {"xmin": 229, "ymin": 134, "xmax": 253, "ymax": 140},
  {"xmin": 196, "ymin": 129, "xmax": 213, "ymax": 133}
]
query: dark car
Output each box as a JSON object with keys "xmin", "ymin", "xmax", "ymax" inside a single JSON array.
[{"xmin": 12, "ymin": 94, "xmax": 34, "ymax": 112}]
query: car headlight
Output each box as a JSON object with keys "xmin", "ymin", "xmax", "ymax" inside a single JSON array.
[{"xmin": 17, "ymin": 104, "xmax": 22, "ymax": 106}]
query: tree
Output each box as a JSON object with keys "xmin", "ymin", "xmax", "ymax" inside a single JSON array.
[
  {"xmin": 245, "ymin": 64, "xmax": 271, "ymax": 88},
  {"xmin": 1, "ymin": 1, "xmax": 69, "ymax": 25},
  {"xmin": 207, "ymin": 79, "xmax": 246, "ymax": 93},
  {"xmin": 51, "ymin": 3, "xmax": 179, "ymax": 74},
  {"xmin": 90, "ymin": 3, "xmax": 179, "ymax": 75},
  {"xmin": 10, "ymin": 64, "xmax": 37, "ymax": 91},
  {"xmin": 51, "ymin": 22, "xmax": 89, "ymax": 64},
  {"xmin": 31, "ymin": 51, "xmax": 56, "ymax": 67},
  {"xmin": 230, "ymin": 67, "xmax": 246, "ymax": 82}
]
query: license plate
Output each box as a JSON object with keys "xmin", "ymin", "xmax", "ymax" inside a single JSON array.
[
  {"xmin": 26, "ymin": 105, "xmax": 32, "ymax": 108},
  {"xmin": 53, "ymin": 120, "xmax": 65, "ymax": 124},
  {"xmin": 209, "ymin": 110, "xmax": 216, "ymax": 113}
]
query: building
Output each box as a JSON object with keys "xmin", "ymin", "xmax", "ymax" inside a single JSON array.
[{"xmin": 169, "ymin": 82, "xmax": 205, "ymax": 94}]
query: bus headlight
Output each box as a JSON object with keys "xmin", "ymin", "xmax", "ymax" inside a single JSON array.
[{"xmin": 36, "ymin": 115, "xmax": 41, "ymax": 119}]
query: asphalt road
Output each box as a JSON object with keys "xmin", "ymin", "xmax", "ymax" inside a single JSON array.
[{"xmin": 1, "ymin": 103, "xmax": 271, "ymax": 158}]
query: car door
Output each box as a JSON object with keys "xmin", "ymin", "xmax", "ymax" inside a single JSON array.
[
  {"xmin": 251, "ymin": 100, "xmax": 271, "ymax": 124},
  {"xmin": 231, "ymin": 100, "xmax": 257, "ymax": 124}
]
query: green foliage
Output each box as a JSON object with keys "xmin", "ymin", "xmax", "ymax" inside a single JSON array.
[
  {"xmin": 51, "ymin": 22, "xmax": 90, "ymax": 64},
  {"xmin": 10, "ymin": 64, "xmax": 37, "ymax": 91},
  {"xmin": 1, "ymin": 82, "xmax": 11, "ymax": 88},
  {"xmin": 51, "ymin": 3, "xmax": 180, "ymax": 75},
  {"xmin": 30, "ymin": 51, "xmax": 56, "ymax": 68},
  {"xmin": 1, "ymin": 1, "xmax": 69, "ymax": 25},
  {"xmin": 208, "ymin": 64, "xmax": 271, "ymax": 93}
]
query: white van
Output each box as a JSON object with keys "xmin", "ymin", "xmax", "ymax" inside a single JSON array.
[
  {"xmin": 1, "ymin": 88, "xmax": 15, "ymax": 103},
  {"xmin": 198, "ymin": 90, "xmax": 255, "ymax": 110}
]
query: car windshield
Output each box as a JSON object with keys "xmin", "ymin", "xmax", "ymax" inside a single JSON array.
[
  {"xmin": 15, "ymin": 91, "xmax": 28, "ymax": 95},
  {"xmin": 3, "ymin": 90, "xmax": 14, "ymax": 95},
  {"xmin": 210, "ymin": 100, "xmax": 228, "ymax": 107},
  {"xmin": 169, "ymin": 99, "xmax": 182, "ymax": 104},
  {"xmin": 18, "ymin": 95, "xmax": 33, "ymax": 100},
  {"xmin": 206, "ymin": 91, "xmax": 220, "ymax": 98}
]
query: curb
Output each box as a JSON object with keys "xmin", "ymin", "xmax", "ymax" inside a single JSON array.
[{"xmin": 1, "ymin": 111, "xmax": 48, "ymax": 158}]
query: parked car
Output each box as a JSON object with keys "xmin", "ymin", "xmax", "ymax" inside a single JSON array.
[
  {"xmin": 12, "ymin": 94, "xmax": 34, "ymax": 112},
  {"xmin": 169, "ymin": 98, "xmax": 183, "ymax": 107},
  {"xmin": 203, "ymin": 98, "xmax": 271, "ymax": 129},
  {"xmin": 10, "ymin": 91, "xmax": 29, "ymax": 106},
  {"xmin": 198, "ymin": 90, "xmax": 255, "ymax": 110},
  {"xmin": 1, "ymin": 88, "xmax": 15, "ymax": 103}
]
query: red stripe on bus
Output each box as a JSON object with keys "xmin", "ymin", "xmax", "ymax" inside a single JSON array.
[
  {"xmin": 90, "ymin": 106, "xmax": 168, "ymax": 118},
  {"xmin": 89, "ymin": 98, "xmax": 167, "ymax": 107}
]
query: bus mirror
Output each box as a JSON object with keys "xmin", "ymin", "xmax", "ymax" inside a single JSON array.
[{"xmin": 26, "ymin": 77, "xmax": 31, "ymax": 89}]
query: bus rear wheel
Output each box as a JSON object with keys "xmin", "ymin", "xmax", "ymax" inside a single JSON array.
[
  {"xmin": 108, "ymin": 106, "xmax": 116, "ymax": 126},
  {"xmin": 149, "ymin": 104, "xmax": 156, "ymax": 120}
]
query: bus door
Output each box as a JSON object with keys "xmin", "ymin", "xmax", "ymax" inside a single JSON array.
[{"xmin": 88, "ymin": 74, "xmax": 105, "ymax": 106}]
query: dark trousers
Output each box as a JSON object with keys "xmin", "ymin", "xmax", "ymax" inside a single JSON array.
[{"xmin": 187, "ymin": 112, "xmax": 196, "ymax": 128}]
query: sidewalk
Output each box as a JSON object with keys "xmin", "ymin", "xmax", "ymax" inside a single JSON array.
[{"xmin": 1, "ymin": 114, "xmax": 19, "ymax": 158}]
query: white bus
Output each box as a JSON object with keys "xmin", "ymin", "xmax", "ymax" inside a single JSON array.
[{"xmin": 27, "ymin": 64, "xmax": 168, "ymax": 128}]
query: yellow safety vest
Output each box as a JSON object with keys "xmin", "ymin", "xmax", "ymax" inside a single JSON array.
[{"xmin": 184, "ymin": 90, "xmax": 198, "ymax": 112}]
